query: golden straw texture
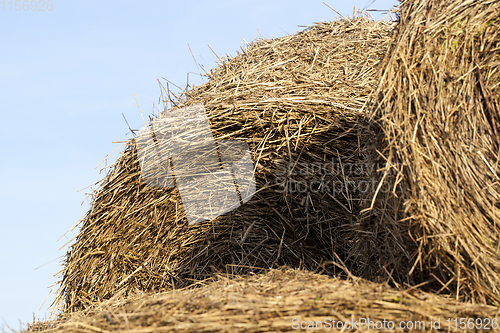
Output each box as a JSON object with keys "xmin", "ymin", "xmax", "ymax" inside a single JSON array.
[{"xmin": 367, "ymin": 0, "xmax": 500, "ymax": 304}]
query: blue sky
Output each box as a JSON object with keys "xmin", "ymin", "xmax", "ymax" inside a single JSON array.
[{"xmin": 0, "ymin": 0, "xmax": 397, "ymax": 329}]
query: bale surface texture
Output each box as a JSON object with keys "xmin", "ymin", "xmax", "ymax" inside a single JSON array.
[
  {"xmin": 33, "ymin": 269, "xmax": 500, "ymax": 333},
  {"xmin": 367, "ymin": 0, "xmax": 500, "ymax": 304}
]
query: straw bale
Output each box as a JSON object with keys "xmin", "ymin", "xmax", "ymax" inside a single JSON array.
[
  {"xmin": 365, "ymin": 0, "xmax": 500, "ymax": 304},
  {"xmin": 55, "ymin": 15, "xmax": 394, "ymax": 312},
  {"xmin": 31, "ymin": 269, "xmax": 500, "ymax": 333}
]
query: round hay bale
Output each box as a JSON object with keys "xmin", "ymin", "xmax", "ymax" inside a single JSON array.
[
  {"xmin": 366, "ymin": 0, "xmax": 500, "ymax": 304},
  {"xmin": 36, "ymin": 269, "xmax": 500, "ymax": 333},
  {"xmin": 55, "ymin": 15, "xmax": 394, "ymax": 312}
]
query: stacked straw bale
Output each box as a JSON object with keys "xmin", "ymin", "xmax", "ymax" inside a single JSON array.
[
  {"xmin": 55, "ymin": 15, "xmax": 394, "ymax": 312},
  {"xmin": 364, "ymin": 0, "xmax": 500, "ymax": 304}
]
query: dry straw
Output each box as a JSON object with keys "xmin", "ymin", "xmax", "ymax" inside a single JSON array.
[
  {"xmin": 54, "ymin": 14, "xmax": 394, "ymax": 313},
  {"xmin": 363, "ymin": 0, "xmax": 500, "ymax": 304},
  {"xmin": 52, "ymin": 0, "xmax": 500, "ymax": 319},
  {"xmin": 31, "ymin": 269, "xmax": 500, "ymax": 333}
]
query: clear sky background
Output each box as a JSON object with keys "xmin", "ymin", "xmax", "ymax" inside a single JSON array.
[{"xmin": 0, "ymin": 0, "xmax": 397, "ymax": 329}]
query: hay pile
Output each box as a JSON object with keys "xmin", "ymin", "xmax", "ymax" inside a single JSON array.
[
  {"xmin": 363, "ymin": 0, "xmax": 500, "ymax": 304},
  {"xmin": 55, "ymin": 15, "xmax": 394, "ymax": 312},
  {"xmin": 53, "ymin": 0, "xmax": 500, "ymax": 317},
  {"xmin": 32, "ymin": 269, "xmax": 500, "ymax": 333}
]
